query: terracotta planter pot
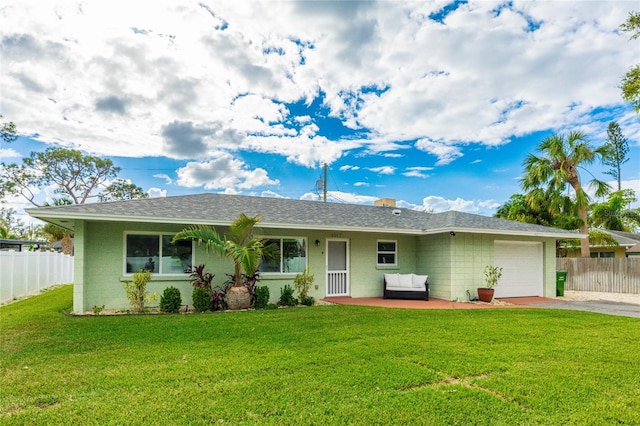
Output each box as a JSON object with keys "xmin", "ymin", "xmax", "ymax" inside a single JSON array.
[
  {"xmin": 477, "ymin": 288, "xmax": 494, "ymax": 303},
  {"xmin": 226, "ymin": 286, "xmax": 251, "ymax": 310}
]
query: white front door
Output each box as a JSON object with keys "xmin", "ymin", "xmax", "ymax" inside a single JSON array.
[{"xmin": 326, "ymin": 239, "xmax": 349, "ymax": 296}]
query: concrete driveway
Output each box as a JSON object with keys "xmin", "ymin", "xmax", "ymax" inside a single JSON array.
[{"xmin": 521, "ymin": 299, "xmax": 640, "ymax": 318}]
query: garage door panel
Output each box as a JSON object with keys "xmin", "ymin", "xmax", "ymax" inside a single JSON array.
[{"xmin": 494, "ymin": 241, "xmax": 542, "ymax": 298}]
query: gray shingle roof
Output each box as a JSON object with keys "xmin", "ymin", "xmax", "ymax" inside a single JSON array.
[
  {"xmin": 26, "ymin": 192, "xmax": 581, "ymax": 238},
  {"xmin": 600, "ymin": 230, "xmax": 640, "ymax": 248}
]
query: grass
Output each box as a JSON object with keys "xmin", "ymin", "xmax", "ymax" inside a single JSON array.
[{"xmin": 1, "ymin": 286, "xmax": 639, "ymax": 425}]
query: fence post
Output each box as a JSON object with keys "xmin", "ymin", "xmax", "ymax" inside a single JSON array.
[{"xmin": 9, "ymin": 250, "xmax": 15, "ymax": 302}]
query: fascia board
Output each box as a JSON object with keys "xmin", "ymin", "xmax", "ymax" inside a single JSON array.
[{"xmin": 422, "ymin": 226, "xmax": 587, "ymax": 239}]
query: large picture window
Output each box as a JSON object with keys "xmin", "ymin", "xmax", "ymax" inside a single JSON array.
[
  {"xmin": 377, "ymin": 240, "xmax": 397, "ymax": 266},
  {"xmin": 125, "ymin": 233, "xmax": 193, "ymax": 274},
  {"xmin": 258, "ymin": 237, "xmax": 307, "ymax": 274}
]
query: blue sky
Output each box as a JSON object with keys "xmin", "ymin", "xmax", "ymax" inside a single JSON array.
[{"xmin": 1, "ymin": 1, "xmax": 639, "ymax": 224}]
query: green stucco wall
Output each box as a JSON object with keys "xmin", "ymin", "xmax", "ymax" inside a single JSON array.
[
  {"xmin": 425, "ymin": 232, "xmax": 557, "ymax": 302},
  {"xmin": 72, "ymin": 220, "xmax": 559, "ymax": 313}
]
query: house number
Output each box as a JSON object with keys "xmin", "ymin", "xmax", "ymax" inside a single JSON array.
[{"xmin": 331, "ymin": 233, "xmax": 343, "ymax": 238}]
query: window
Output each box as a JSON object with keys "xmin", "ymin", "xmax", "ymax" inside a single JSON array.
[
  {"xmin": 258, "ymin": 237, "xmax": 307, "ymax": 274},
  {"xmin": 125, "ymin": 233, "xmax": 193, "ymax": 274},
  {"xmin": 377, "ymin": 240, "xmax": 397, "ymax": 265},
  {"xmin": 590, "ymin": 251, "xmax": 615, "ymax": 258}
]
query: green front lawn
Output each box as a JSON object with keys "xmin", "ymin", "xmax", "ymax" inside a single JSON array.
[{"xmin": 1, "ymin": 285, "xmax": 638, "ymax": 425}]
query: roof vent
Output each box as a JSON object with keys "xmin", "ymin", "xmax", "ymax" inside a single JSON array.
[{"xmin": 392, "ymin": 209, "xmax": 401, "ymax": 216}]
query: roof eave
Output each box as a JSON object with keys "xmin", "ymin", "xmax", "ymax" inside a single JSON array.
[
  {"xmin": 26, "ymin": 211, "xmax": 426, "ymax": 235},
  {"xmin": 27, "ymin": 211, "xmax": 583, "ymax": 238},
  {"xmin": 422, "ymin": 226, "xmax": 587, "ymax": 239}
]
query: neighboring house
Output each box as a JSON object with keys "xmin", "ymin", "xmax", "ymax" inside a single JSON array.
[
  {"xmin": 563, "ymin": 230, "xmax": 639, "ymax": 258},
  {"xmin": 0, "ymin": 239, "xmax": 48, "ymax": 252},
  {"xmin": 26, "ymin": 193, "xmax": 582, "ymax": 313},
  {"xmin": 606, "ymin": 230, "xmax": 640, "ymax": 257}
]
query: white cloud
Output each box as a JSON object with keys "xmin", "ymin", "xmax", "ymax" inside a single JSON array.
[
  {"xmin": 403, "ymin": 166, "xmax": 433, "ymax": 178},
  {"xmin": 175, "ymin": 152, "xmax": 279, "ymax": 191},
  {"xmin": 153, "ymin": 174, "xmax": 173, "ymax": 184},
  {"xmin": 0, "ymin": 148, "xmax": 21, "ymax": 159},
  {"xmin": 367, "ymin": 166, "xmax": 396, "ymax": 175},
  {"xmin": 147, "ymin": 187, "xmax": 167, "ymax": 198},
  {"xmin": 340, "ymin": 165, "xmax": 360, "ymax": 172},
  {"xmin": 416, "ymin": 195, "xmax": 501, "ymax": 215},
  {"xmin": 353, "ymin": 182, "xmax": 369, "ymax": 187},
  {"xmin": 415, "ymin": 139, "xmax": 463, "ymax": 165},
  {"xmin": 1, "ymin": 0, "xmax": 636, "ymax": 167},
  {"xmin": 299, "ymin": 190, "xmax": 378, "ymax": 205},
  {"xmin": 260, "ymin": 190, "xmax": 288, "ymax": 199}
]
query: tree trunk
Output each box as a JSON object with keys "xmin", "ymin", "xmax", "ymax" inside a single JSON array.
[
  {"xmin": 578, "ymin": 205, "xmax": 590, "ymax": 257},
  {"xmin": 569, "ymin": 178, "xmax": 590, "ymax": 258}
]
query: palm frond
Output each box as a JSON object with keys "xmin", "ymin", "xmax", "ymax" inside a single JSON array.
[{"xmin": 172, "ymin": 225, "xmax": 226, "ymax": 257}]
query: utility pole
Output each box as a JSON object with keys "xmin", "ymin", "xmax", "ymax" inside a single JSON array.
[{"xmin": 323, "ymin": 163, "xmax": 327, "ymax": 202}]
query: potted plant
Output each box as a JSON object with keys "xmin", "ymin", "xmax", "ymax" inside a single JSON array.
[
  {"xmin": 173, "ymin": 213, "xmax": 279, "ymax": 310},
  {"xmin": 478, "ymin": 264, "xmax": 503, "ymax": 303}
]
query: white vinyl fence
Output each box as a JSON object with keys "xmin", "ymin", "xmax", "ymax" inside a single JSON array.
[{"xmin": 0, "ymin": 251, "xmax": 74, "ymax": 304}]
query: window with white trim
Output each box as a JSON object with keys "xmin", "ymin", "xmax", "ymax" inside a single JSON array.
[
  {"xmin": 125, "ymin": 233, "xmax": 193, "ymax": 274},
  {"xmin": 258, "ymin": 237, "xmax": 307, "ymax": 274},
  {"xmin": 377, "ymin": 240, "xmax": 397, "ymax": 266}
]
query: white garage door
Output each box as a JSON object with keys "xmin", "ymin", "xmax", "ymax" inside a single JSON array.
[{"xmin": 493, "ymin": 241, "xmax": 543, "ymax": 298}]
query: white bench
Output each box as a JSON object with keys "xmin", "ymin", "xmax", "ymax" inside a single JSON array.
[{"xmin": 383, "ymin": 273, "xmax": 429, "ymax": 300}]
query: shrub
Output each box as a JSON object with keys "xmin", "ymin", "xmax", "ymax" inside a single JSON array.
[
  {"xmin": 159, "ymin": 286, "xmax": 182, "ymax": 313},
  {"xmin": 211, "ymin": 289, "xmax": 225, "ymax": 311},
  {"xmin": 243, "ymin": 272, "xmax": 260, "ymax": 306},
  {"xmin": 192, "ymin": 287, "xmax": 210, "ymax": 313},
  {"xmin": 278, "ymin": 284, "xmax": 297, "ymax": 307},
  {"xmin": 123, "ymin": 269, "xmax": 154, "ymax": 313},
  {"xmin": 255, "ymin": 285, "xmax": 270, "ymax": 309},
  {"xmin": 189, "ymin": 264, "xmax": 214, "ymax": 292},
  {"xmin": 265, "ymin": 303, "xmax": 278, "ymax": 310},
  {"xmin": 300, "ymin": 295, "xmax": 315, "ymax": 306},
  {"xmin": 293, "ymin": 268, "xmax": 314, "ymax": 302}
]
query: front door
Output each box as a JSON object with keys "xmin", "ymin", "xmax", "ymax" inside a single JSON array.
[{"xmin": 326, "ymin": 239, "xmax": 349, "ymax": 296}]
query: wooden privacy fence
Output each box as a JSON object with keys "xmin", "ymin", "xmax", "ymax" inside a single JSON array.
[
  {"xmin": 0, "ymin": 251, "xmax": 74, "ymax": 304},
  {"xmin": 556, "ymin": 258, "xmax": 640, "ymax": 295}
]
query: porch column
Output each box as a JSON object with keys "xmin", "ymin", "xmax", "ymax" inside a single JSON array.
[{"xmin": 73, "ymin": 220, "xmax": 86, "ymax": 314}]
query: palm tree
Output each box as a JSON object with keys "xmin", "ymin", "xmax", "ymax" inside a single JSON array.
[
  {"xmin": 521, "ymin": 131, "xmax": 611, "ymax": 257},
  {"xmin": 172, "ymin": 212, "xmax": 279, "ymax": 309},
  {"xmin": 590, "ymin": 189, "xmax": 640, "ymax": 232}
]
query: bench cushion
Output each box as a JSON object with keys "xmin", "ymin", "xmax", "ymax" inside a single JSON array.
[
  {"xmin": 384, "ymin": 273, "xmax": 399, "ymax": 287},
  {"xmin": 411, "ymin": 274, "xmax": 428, "ymax": 289}
]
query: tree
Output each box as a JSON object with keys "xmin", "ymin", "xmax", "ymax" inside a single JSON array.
[
  {"xmin": 590, "ymin": 189, "xmax": 640, "ymax": 232},
  {"xmin": 172, "ymin": 213, "xmax": 279, "ymax": 309},
  {"xmin": 602, "ymin": 121, "xmax": 629, "ymax": 190},
  {"xmin": 495, "ymin": 193, "xmax": 555, "ymax": 226},
  {"xmin": 521, "ymin": 131, "xmax": 611, "ymax": 257},
  {"xmin": 1, "ymin": 115, "xmax": 17, "ymax": 144},
  {"xmin": 620, "ymin": 11, "xmax": 640, "ymax": 111},
  {"xmin": 0, "ymin": 147, "xmax": 148, "ymax": 207},
  {"xmin": 495, "ymin": 191, "xmax": 583, "ymax": 231},
  {"xmin": 99, "ymin": 178, "xmax": 149, "ymax": 202},
  {"xmin": 0, "ymin": 207, "xmax": 46, "ymax": 240}
]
